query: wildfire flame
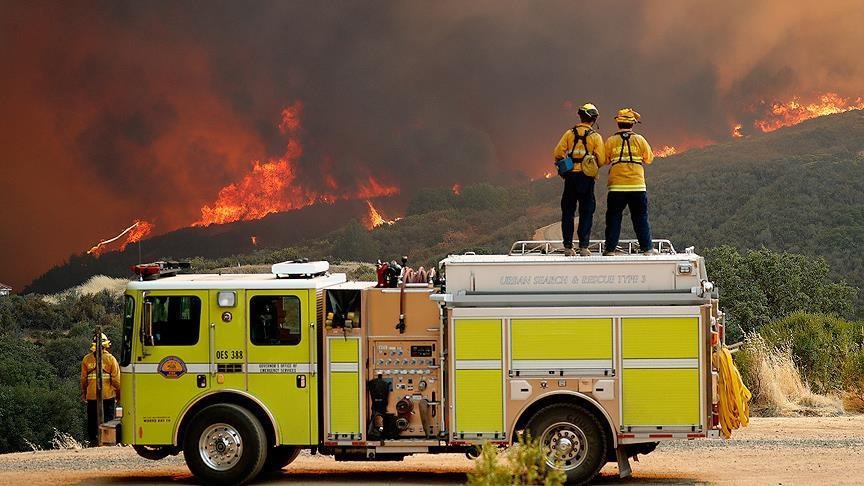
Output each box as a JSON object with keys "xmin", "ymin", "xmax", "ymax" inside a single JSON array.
[
  {"xmin": 653, "ymin": 146, "xmax": 678, "ymax": 158},
  {"xmin": 754, "ymin": 92, "xmax": 864, "ymax": 132},
  {"xmin": 87, "ymin": 220, "xmax": 154, "ymax": 256},
  {"xmin": 194, "ymin": 102, "xmax": 398, "ymax": 227},
  {"xmin": 452, "ymin": 183, "xmax": 461, "ymax": 195},
  {"xmin": 731, "ymin": 124, "xmax": 744, "ymax": 138},
  {"xmin": 364, "ymin": 200, "xmax": 401, "ymax": 229},
  {"xmin": 250, "ymin": 235, "xmax": 257, "ymax": 246}
]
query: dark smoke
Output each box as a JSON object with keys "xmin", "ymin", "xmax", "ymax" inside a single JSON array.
[{"xmin": 2, "ymin": 0, "xmax": 864, "ymax": 290}]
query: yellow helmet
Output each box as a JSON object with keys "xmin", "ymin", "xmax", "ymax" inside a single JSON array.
[
  {"xmin": 614, "ymin": 108, "xmax": 641, "ymax": 124},
  {"xmin": 577, "ymin": 102, "xmax": 599, "ymax": 119},
  {"xmin": 90, "ymin": 333, "xmax": 111, "ymax": 352}
]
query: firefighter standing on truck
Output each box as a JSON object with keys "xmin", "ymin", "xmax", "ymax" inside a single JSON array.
[
  {"xmin": 80, "ymin": 333, "xmax": 121, "ymax": 445},
  {"xmin": 553, "ymin": 103, "xmax": 606, "ymax": 256},
  {"xmin": 601, "ymin": 108, "xmax": 657, "ymax": 256}
]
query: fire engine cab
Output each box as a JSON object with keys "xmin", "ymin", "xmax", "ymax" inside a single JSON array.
[{"xmin": 108, "ymin": 240, "xmax": 729, "ymax": 485}]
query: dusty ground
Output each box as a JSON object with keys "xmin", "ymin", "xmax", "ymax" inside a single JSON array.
[{"xmin": 1, "ymin": 416, "xmax": 863, "ymax": 485}]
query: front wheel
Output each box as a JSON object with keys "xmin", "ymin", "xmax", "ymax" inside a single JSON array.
[
  {"xmin": 526, "ymin": 403, "xmax": 608, "ymax": 485},
  {"xmin": 183, "ymin": 403, "xmax": 268, "ymax": 486},
  {"xmin": 263, "ymin": 445, "xmax": 301, "ymax": 472},
  {"xmin": 132, "ymin": 445, "xmax": 178, "ymax": 460}
]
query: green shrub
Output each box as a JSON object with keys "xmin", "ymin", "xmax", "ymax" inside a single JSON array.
[
  {"xmin": 705, "ymin": 247, "xmax": 857, "ymax": 341},
  {"xmin": 468, "ymin": 436, "xmax": 565, "ymax": 486},
  {"xmin": 758, "ymin": 312, "xmax": 864, "ymax": 394}
]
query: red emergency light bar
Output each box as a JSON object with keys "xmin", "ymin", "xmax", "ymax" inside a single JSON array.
[{"xmin": 130, "ymin": 261, "xmax": 191, "ymax": 280}]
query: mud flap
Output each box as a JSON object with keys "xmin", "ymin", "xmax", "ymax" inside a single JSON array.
[{"xmin": 616, "ymin": 445, "xmax": 632, "ymax": 479}]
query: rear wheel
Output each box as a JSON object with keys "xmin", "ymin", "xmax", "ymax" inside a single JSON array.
[
  {"xmin": 526, "ymin": 403, "xmax": 608, "ymax": 485},
  {"xmin": 263, "ymin": 445, "xmax": 301, "ymax": 472},
  {"xmin": 183, "ymin": 403, "xmax": 268, "ymax": 486}
]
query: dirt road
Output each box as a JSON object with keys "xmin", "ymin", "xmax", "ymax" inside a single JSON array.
[{"xmin": 2, "ymin": 416, "xmax": 863, "ymax": 485}]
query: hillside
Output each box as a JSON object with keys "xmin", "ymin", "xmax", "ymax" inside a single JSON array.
[{"xmin": 26, "ymin": 110, "xmax": 864, "ymax": 310}]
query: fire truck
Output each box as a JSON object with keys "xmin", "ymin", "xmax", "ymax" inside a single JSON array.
[{"xmin": 105, "ymin": 239, "xmax": 729, "ymax": 485}]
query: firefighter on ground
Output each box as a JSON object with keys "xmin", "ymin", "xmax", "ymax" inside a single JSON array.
[
  {"xmin": 553, "ymin": 103, "xmax": 606, "ymax": 256},
  {"xmin": 601, "ymin": 108, "xmax": 657, "ymax": 256},
  {"xmin": 80, "ymin": 333, "xmax": 121, "ymax": 445}
]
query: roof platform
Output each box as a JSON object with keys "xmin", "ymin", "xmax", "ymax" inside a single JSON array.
[{"xmin": 437, "ymin": 240, "xmax": 714, "ymax": 307}]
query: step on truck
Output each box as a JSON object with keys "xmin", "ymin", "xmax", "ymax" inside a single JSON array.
[{"xmin": 104, "ymin": 240, "xmax": 730, "ymax": 485}]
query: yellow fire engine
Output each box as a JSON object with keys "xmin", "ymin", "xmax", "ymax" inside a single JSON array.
[{"xmin": 106, "ymin": 239, "xmax": 738, "ymax": 485}]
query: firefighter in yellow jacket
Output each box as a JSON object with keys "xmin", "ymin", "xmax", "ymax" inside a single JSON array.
[
  {"xmin": 553, "ymin": 103, "xmax": 606, "ymax": 256},
  {"xmin": 80, "ymin": 333, "xmax": 121, "ymax": 445},
  {"xmin": 601, "ymin": 108, "xmax": 657, "ymax": 255}
]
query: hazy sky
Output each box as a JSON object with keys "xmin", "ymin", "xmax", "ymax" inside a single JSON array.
[{"xmin": 2, "ymin": 0, "xmax": 863, "ymax": 290}]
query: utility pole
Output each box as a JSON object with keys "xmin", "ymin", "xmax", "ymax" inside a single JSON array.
[{"xmin": 94, "ymin": 326, "xmax": 104, "ymax": 446}]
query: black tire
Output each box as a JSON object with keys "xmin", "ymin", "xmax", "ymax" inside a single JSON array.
[
  {"xmin": 263, "ymin": 445, "xmax": 301, "ymax": 472},
  {"xmin": 133, "ymin": 445, "xmax": 176, "ymax": 460},
  {"xmin": 525, "ymin": 403, "xmax": 609, "ymax": 485},
  {"xmin": 183, "ymin": 403, "xmax": 268, "ymax": 486}
]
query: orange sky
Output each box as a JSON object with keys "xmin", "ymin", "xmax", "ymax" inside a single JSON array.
[{"xmin": 2, "ymin": 0, "xmax": 863, "ymax": 291}]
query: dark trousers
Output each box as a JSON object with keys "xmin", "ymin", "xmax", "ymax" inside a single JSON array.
[
  {"xmin": 87, "ymin": 398, "xmax": 115, "ymax": 445},
  {"xmin": 560, "ymin": 172, "xmax": 595, "ymax": 248},
  {"xmin": 604, "ymin": 191, "xmax": 652, "ymax": 251}
]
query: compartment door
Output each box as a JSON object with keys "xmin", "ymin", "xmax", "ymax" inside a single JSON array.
[
  {"xmin": 510, "ymin": 318, "xmax": 613, "ymax": 375},
  {"xmin": 246, "ymin": 290, "xmax": 314, "ymax": 445},
  {"xmin": 621, "ymin": 317, "xmax": 701, "ymax": 428},
  {"xmin": 452, "ymin": 318, "xmax": 504, "ymax": 439},
  {"xmin": 326, "ymin": 337, "xmax": 362, "ymax": 440},
  {"xmin": 135, "ymin": 290, "xmax": 209, "ymax": 445}
]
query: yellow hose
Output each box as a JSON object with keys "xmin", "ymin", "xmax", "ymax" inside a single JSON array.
[{"xmin": 715, "ymin": 345, "xmax": 752, "ymax": 438}]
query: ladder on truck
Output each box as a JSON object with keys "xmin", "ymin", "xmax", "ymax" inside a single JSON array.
[{"xmin": 509, "ymin": 239, "xmax": 677, "ymax": 256}]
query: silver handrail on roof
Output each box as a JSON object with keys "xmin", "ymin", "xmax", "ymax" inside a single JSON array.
[{"xmin": 508, "ymin": 239, "xmax": 676, "ymax": 256}]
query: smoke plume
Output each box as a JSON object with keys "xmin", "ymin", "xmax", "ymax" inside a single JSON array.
[{"xmin": 1, "ymin": 0, "xmax": 863, "ymax": 289}]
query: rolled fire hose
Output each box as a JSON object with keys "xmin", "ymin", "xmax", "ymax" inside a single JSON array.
[{"xmin": 715, "ymin": 345, "xmax": 752, "ymax": 439}]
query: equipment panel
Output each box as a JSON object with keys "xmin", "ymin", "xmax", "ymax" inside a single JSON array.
[{"xmin": 368, "ymin": 339, "xmax": 440, "ymax": 439}]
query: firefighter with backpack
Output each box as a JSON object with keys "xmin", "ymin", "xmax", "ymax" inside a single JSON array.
[
  {"xmin": 552, "ymin": 103, "xmax": 606, "ymax": 256},
  {"xmin": 601, "ymin": 108, "xmax": 657, "ymax": 255}
]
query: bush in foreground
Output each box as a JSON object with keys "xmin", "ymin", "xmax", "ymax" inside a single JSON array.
[{"xmin": 468, "ymin": 436, "xmax": 565, "ymax": 486}]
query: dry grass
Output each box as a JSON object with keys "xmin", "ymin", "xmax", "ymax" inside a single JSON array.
[
  {"xmin": 43, "ymin": 275, "xmax": 127, "ymax": 303},
  {"xmin": 51, "ymin": 430, "xmax": 83, "ymax": 450},
  {"xmin": 743, "ymin": 335, "xmax": 844, "ymax": 416}
]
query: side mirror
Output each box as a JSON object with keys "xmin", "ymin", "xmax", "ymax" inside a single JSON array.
[{"xmin": 142, "ymin": 300, "xmax": 154, "ymax": 352}]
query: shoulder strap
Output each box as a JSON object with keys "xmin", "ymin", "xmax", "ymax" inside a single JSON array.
[
  {"xmin": 614, "ymin": 131, "xmax": 640, "ymax": 165},
  {"xmin": 571, "ymin": 127, "xmax": 594, "ymax": 159},
  {"xmin": 568, "ymin": 128, "xmax": 578, "ymax": 157}
]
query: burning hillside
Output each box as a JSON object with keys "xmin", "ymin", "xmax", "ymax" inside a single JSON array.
[
  {"xmin": 195, "ymin": 103, "xmax": 398, "ymax": 227},
  {"xmin": 87, "ymin": 220, "xmax": 154, "ymax": 256},
  {"xmin": 7, "ymin": 1, "xmax": 864, "ymax": 292}
]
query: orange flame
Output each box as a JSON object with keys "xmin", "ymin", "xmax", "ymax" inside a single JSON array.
[
  {"xmin": 653, "ymin": 146, "xmax": 678, "ymax": 158},
  {"xmin": 452, "ymin": 183, "xmax": 461, "ymax": 195},
  {"xmin": 731, "ymin": 123, "xmax": 744, "ymax": 138},
  {"xmin": 366, "ymin": 200, "xmax": 386, "ymax": 229},
  {"xmin": 87, "ymin": 219, "xmax": 154, "ymax": 256},
  {"xmin": 755, "ymin": 92, "xmax": 864, "ymax": 132},
  {"xmin": 544, "ymin": 172, "xmax": 552, "ymax": 179},
  {"xmin": 250, "ymin": 235, "xmax": 257, "ymax": 246},
  {"xmin": 194, "ymin": 102, "xmax": 399, "ymax": 227},
  {"xmin": 364, "ymin": 200, "xmax": 401, "ymax": 230}
]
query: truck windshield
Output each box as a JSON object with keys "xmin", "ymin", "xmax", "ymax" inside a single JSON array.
[{"xmin": 120, "ymin": 294, "xmax": 134, "ymax": 366}]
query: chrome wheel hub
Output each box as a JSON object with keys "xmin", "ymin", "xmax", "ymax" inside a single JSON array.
[
  {"xmin": 199, "ymin": 423, "xmax": 243, "ymax": 471},
  {"xmin": 540, "ymin": 422, "xmax": 588, "ymax": 471}
]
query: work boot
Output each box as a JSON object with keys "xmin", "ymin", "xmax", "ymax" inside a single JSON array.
[
  {"xmin": 563, "ymin": 247, "xmax": 577, "ymax": 257},
  {"xmin": 603, "ymin": 250, "xmax": 624, "ymax": 256},
  {"xmin": 579, "ymin": 248, "xmax": 591, "ymax": 257},
  {"xmin": 642, "ymin": 249, "xmax": 659, "ymax": 256}
]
